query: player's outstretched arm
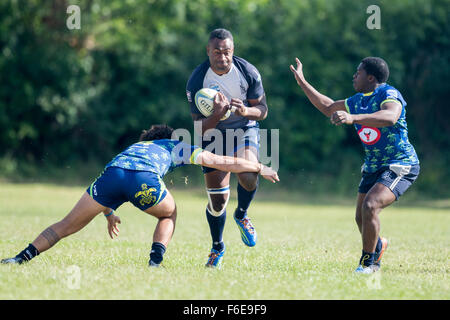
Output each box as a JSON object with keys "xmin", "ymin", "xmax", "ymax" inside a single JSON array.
[
  {"xmin": 196, "ymin": 150, "xmax": 279, "ymax": 183},
  {"xmin": 290, "ymin": 57, "xmax": 346, "ymax": 117}
]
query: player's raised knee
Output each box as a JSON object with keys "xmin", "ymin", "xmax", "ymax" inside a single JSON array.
[{"xmin": 237, "ymin": 172, "xmax": 258, "ymax": 191}]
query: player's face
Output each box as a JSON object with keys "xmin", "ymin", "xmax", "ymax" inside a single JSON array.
[
  {"xmin": 352, "ymin": 63, "xmax": 370, "ymax": 93},
  {"xmin": 207, "ymin": 38, "xmax": 234, "ymax": 74}
]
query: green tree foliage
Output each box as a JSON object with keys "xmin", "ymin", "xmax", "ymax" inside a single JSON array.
[{"xmin": 0, "ymin": 0, "xmax": 448, "ymax": 196}]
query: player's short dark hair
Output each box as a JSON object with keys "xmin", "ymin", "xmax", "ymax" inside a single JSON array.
[
  {"xmin": 208, "ymin": 28, "xmax": 233, "ymax": 43},
  {"xmin": 361, "ymin": 57, "xmax": 390, "ymax": 83},
  {"xmin": 139, "ymin": 124, "xmax": 174, "ymax": 141}
]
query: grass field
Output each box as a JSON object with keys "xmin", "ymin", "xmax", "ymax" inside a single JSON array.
[{"xmin": 0, "ymin": 182, "xmax": 448, "ymax": 300}]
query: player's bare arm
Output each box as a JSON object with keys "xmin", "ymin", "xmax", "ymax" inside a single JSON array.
[
  {"xmin": 231, "ymin": 94, "xmax": 268, "ymax": 121},
  {"xmin": 290, "ymin": 57, "xmax": 346, "ymax": 117},
  {"xmin": 330, "ymin": 101, "xmax": 402, "ymax": 127},
  {"xmin": 195, "ymin": 150, "xmax": 279, "ymax": 183},
  {"xmin": 192, "ymin": 92, "xmax": 230, "ymax": 135}
]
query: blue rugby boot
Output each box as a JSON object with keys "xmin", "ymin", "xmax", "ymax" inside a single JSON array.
[
  {"xmin": 205, "ymin": 246, "xmax": 225, "ymax": 269},
  {"xmin": 234, "ymin": 210, "xmax": 257, "ymax": 247}
]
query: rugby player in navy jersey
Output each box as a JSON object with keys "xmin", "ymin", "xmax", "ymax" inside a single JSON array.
[
  {"xmin": 1, "ymin": 125, "xmax": 279, "ymax": 267},
  {"xmin": 290, "ymin": 57, "xmax": 420, "ymax": 273},
  {"xmin": 186, "ymin": 29, "xmax": 268, "ymax": 267}
]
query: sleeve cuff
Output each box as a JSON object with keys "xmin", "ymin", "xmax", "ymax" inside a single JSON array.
[
  {"xmin": 344, "ymin": 99, "xmax": 351, "ymax": 113},
  {"xmin": 189, "ymin": 148, "xmax": 203, "ymax": 164},
  {"xmin": 380, "ymin": 99, "xmax": 402, "ymax": 107}
]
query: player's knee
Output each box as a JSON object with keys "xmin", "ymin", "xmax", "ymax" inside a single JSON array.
[
  {"xmin": 206, "ymin": 186, "xmax": 230, "ymax": 216},
  {"xmin": 238, "ymin": 172, "xmax": 258, "ymax": 191},
  {"xmin": 209, "ymin": 194, "xmax": 228, "ymax": 214},
  {"xmin": 362, "ymin": 198, "xmax": 380, "ymax": 215}
]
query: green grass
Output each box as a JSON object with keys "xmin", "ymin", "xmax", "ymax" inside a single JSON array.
[{"xmin": 0, "ymin": 182, "xmax": 448, "ymax": 299}]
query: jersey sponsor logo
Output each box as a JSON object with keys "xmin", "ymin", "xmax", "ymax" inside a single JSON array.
[
  {"xmin": 358, "ymin": 126, "xmax": 381, "ymax": 145},
  {"xmin": 208, "ymin": 83, "xmax": 220, "ymax": 91}
]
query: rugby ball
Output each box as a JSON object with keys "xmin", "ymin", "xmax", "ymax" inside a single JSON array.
[{"xmin": 194, "ymin": 88, "xmax": 233, "ymax": 121}]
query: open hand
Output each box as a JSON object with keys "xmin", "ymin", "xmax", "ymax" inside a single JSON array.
[
  {"xmin": 106, "ymin": 214, "xmax": 121, "ymax": 239},
  {"xmin": 260, "ymin": 165, "xmax": 280, "ymax": 183},
  {"xmin": 290, "ymin": 57, "xmax": 305, "ymax": 85}
]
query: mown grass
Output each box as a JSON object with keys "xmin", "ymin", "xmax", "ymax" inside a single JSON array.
[{"xmin": 0, "ymin": 182, "xmax": 448, "ymax": 299}]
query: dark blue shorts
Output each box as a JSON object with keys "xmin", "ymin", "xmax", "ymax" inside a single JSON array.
[
  {"xmin": 358, "ymin": 164, "xmax": 420, "ymax": 200},
  {"xmin": 201, "ymin": 125, "xmax": 260, "ymax": 174},
  {"xmin": 86, "ymin": 167, "xmax": 168, "ymax": 211}
]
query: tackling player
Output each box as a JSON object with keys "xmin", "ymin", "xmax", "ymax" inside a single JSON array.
[
  {"xmin": 1, "ymin": 125, "xmax": 279, "ymax": 267},
  {"xmin": 290, "ymin": 57, "xmax": 420, "ymax": 273},
  {"xmin": 186, "ymin": 28, "xmax": 268, "ymax": 267}
]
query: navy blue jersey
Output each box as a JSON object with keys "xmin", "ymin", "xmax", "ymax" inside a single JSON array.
[{"xmin": 186, "ymin": 56, "xmax": 265, "ymax": 130}]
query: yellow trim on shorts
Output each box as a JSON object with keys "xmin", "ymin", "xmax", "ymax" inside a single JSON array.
[{"xmin": 154, "ymin": 176, "xmax": 167, "ymax": 206}]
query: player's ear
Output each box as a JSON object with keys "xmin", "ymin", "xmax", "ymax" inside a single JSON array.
[{"xmin": 367, "ymin": 74, "xmax": 376, "ymax": 83}]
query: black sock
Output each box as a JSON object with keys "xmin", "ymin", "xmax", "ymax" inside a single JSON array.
[
  {"xmin": 206, "ymin": 207, "xmax": 226, "ymax": 251},
  {"xmin": 149, "ymin": 242, "xmax": 166, "ymax": 265},
  {"xmin": 359, "ymin": 250, "xmax": 375, "ymax": 267},
  {"xmin": 235, "ymin": 182, "xmax": 258, "ymax": 219},
  {"xmin": 16, "ymin": 243, "xmax": 39, "ymax": 262}
]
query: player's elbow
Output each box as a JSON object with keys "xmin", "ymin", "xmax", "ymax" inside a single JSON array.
[
  {"xmin": 385, "ymin": 113, "xmax": 400, "ymax": 127},
  {"xmin": 260, "ymin": 108, "xmax": 268, "ymax": 120}
]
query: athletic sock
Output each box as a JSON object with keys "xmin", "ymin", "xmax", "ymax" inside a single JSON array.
[
  {"xmin": 149, "ymin": 242, "xmax": 166, "ymax": 265},
  {"xmin": 206, "ymin": 207, "xmax": 226, "ymax": 252},
  {"xmin": 359, "ymin": 250, "xmax": 376, "ymax": 267},
  {"xmin": 16, "ymin": 243, "xmax": 39, "ymax": 262},
  {"xmin": 235, "ymin": 182, "xmax": 258, "ymax": 219}
]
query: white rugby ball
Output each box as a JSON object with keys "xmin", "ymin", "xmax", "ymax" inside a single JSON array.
[{"xmin": 194, "ymin": 88, "xmax": 233, "ymax": 121}]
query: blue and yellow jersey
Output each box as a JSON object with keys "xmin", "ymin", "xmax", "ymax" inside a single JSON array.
[
  {"xmin": 345, "ymin": 83, "xmax": 419, "ymax": 173},
  {"xmin": 105, "ymin": 139, "xmax": 203, "ymax": 177}
]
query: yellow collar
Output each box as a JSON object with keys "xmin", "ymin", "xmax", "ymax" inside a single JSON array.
[{"xmin": 363, "ymin": 91, "xmax": 374, "ymax": 96}]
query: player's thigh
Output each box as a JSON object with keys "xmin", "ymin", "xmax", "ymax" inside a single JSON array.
[
  {"xmin": 60, "ymin": 192, "xmax": 106, "ymax": 233},
  {"xmin": 235, "ymin": 145, "xmax": 258, "ymax": 161},
  {"xmin": 204, "ymin": 169, "xmax": 231, "ymax": 188},
  {"xmin": 235, "ymin": 146, "xmax": 259, "ymax": 188},
  {"xmin": 364, "ymin": 183, "xmax": 396, "ymax": 212},
  {"xmin": 144, "ymin": 189, "xmax": 176, "ymax": 219}
]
